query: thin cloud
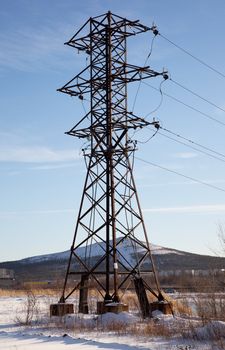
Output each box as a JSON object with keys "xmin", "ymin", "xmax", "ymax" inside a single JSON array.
[
  {"xmin": 139, "ymin": 180, "xmax": 198, "ymax": 188},
  {"xmin": 2, "ymin": 204, "xmax": 225, "ymax": 219},
  {"xmin": 31, "ymin": 162, "xmax": 77, "ymax": 170},
  {"xmin": 172, "ymin": 152, "xmax": 198, "ymax": 159},
  {"xmin": 0, "ymin": 146, "xmax": 80, "ymax": 163},
  {"xmin": 0, "ymin": 23, "xmax": 78, "ymax": 72},
  {"xmin": 0, "ymin": 208, "xmax": 74, "ymax": 219},
  {"xmin": 143, "ymin": 204, "xmax": 225, "ymax": 214},
  {"xmin": 139, "ymin": 178, "xmax": 225, "ymax": 188}
]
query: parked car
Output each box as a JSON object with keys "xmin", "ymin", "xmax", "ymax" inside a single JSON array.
[{"xmin": 163, "ymin": 288, "xmax": 176, "ymax": 294}]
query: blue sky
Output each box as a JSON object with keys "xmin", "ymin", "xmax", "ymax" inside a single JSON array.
[{"xmin": 1, "ymin": 0, "xmax": 225, "ymax": 261}]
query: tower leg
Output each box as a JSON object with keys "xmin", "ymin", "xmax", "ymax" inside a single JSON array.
[
  {"xmin": 79, "ymin": 274, "xmax": 89, "ymax": 314},
  {"xmin": 134, "ymin": 276, "xmax": 151, "ymax": 318}
]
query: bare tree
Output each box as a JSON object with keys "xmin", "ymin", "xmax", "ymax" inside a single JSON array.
[{"xmin": 217, "ymin": 223, "xmax": 225, "ymax": 257}]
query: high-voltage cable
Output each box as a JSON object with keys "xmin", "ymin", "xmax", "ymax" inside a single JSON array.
[
  {"xmin": 135, "ymin": 157, "xmax": 225, "ymax": 194},
  {"xmin": 143, "ymin": 81, "xmax": 225, "ymax": 127},
  {"xmin": 151, "ymin": 26, "xmax": 225, "ymax": 79}
]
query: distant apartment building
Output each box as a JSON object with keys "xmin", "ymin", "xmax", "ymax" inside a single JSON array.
[{"xmin": 0, "ymin": 268, "xmax": 15, "ymax": 287}]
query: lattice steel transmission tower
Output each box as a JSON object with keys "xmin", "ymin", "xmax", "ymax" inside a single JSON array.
[{"xmin": 53, "ymin": 11, "xmax": 170, "ymax": 317}]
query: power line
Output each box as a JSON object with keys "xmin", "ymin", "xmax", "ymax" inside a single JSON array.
[
  {"xmin": 149, "ymin": 28, "xmax": 225, "ymax": 115},
  {"xmin": 160, "ymin": 126, "xmax": 225, "ymax": 160},
  {"xmin": 132, "ymin": 33, "xmax": 161, "ymax": 113},
  {"xmin": 170, "ymin": 78, "xmax": 225, "ymax": 114},
  {"xmin": 144, "ymin": 79, "xmax": 166, "ymax": 118},
  {"xmin": 155, "ymin": 129, "xmax": 225, "ymax": 164},
  {"xmin": 143, "ymin": 81, "xmax": 225, "ymax": 127},
  {"xmin": 158, "ymin": 32, "xmax": 225, "ymax": 80},
  {"xmin": 135, "ymin": 156, "xmax": 225, "ymax": 194},
  {"xmin": 137, "ymin": 124, "xmax": 225, "ymax": 164},
  {"xmin": 135, "ymin": 127, "xmax": 159, "ymax": 144}
]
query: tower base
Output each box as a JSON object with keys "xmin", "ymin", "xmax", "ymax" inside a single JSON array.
[
  {"xmin": 50, "ymin": 303, "xmax": 74, "ymax": 317},
  {"xmin": 97, "ymin": 301, "xmax": 129, "ymax": 314},
  {"xmin": 150, "ymin": 301, "xmax": 173, "ymax": 315}
]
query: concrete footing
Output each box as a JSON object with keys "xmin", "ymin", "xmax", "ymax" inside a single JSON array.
[
  {"xmin": 49, "ymin": 300, "xmax": 172, "ymax": 317},
  {"xmin": 150, "ymin": 301, "xmax": 173, "ymax": 315},
  {"xmin": 97, "ymin": 301, "xmax": 129, "ymax": 314},
  {"xmin": 50, "ymin": 303, "xmax": 74, "ymax": 317}
]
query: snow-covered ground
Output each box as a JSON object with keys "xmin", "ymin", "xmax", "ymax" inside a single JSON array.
[{"xmin": 0, "ymin": 293, "xmax": 224, "ymax": 349}]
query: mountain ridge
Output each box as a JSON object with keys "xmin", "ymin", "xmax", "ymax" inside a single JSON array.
[
  {"xmin": 17, "ymin": 241, "xmax": 185, "ymax": 265},
  {"xmin": 0, "ymin": 240, "xmax": 224, "ymax": 283}
]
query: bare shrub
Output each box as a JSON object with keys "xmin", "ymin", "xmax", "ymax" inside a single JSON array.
[
  {"xmin": 65, "ymin": 315, "xmax": 174, "ymax": 337},
  {"xmin": 140, "ymin": 320, "xmax": 173, "ymax": 338},
  {"xmin": 182, "ymin": 319, "xmax": 225, "ymax": 349},
  {"xmin": 15, "ymin": 289, "xmax": 39, "ymax": 325},
  {"xmin": 217, "ymin": 223, "xmax": 225, "ymax": 257},
  {"xmin": 192, "ymin": 293, "xmax": 225, "ymax": 323},
  {"xmin": 97, "ymin": 319, "xmax": 128, "ymax": 334}
]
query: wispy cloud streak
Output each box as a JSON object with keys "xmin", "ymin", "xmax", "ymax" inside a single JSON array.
[
  {"xmin": 0, "ymin": 208, "xmax": 74, "ymax": 219},
  {"xmin": 143, "ymin": 204, "xmax": 225, "ymax": 214},
  {"xmin": 172, "ymin": 152, "xmax": 198, "ymax": 159},
  {"xmin": 1, "ymin": 204, "xmax": 225, "ymax": 220},
  {"xmin": 0, "ymin": 22, "xmax": 79, "ymax": 72},
  {"xmin": 0, "ymin": 146, "xmax": 80, "ymax": 163}
]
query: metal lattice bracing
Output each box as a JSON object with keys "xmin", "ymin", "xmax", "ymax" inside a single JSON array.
[{"xmin": 58, "ymin": 12, "xmax": 166, "ymax": 306}]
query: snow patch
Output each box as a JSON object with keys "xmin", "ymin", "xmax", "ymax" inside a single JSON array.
[
  {"xmin": 97, "ymin": 312, "xmax": 139, "ymax": 326},
  {"xmin": 193, "ymin": 320, "xmax": 225, "ymax": 340}
]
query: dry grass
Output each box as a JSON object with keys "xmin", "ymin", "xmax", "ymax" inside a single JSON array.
[
  {"xmin": 180, "ymin": 319, "xmax": 225, "ymax": 350},
  {"xmin": 2, "ymin": 287, "xmax": 224, "ymax": 350},
  {"xmin": 171, "ymin": 298, "xmax": 192, "ymax": 316},
  {"xmin": 131, "ymin": 320, "xmax": 175, "ymax": 338},
  {"xmin": 121, "ymin": 291, "xmax": 139, "ymax": 313},
  {"xmin": 55, "ymin": 315, "xmax": 176, "ymax": 338},
  {"xmin": 192, "ymin": 293, "xmax": 225, "ymax": 322},
  {"xmin": 2, "ymin": 286, "xmax": 225, "ymax": 349},
  {"xmin": 0, "ymin": 287, "xmax": 62, "ymax": 297},
  {"xmin": 52, "ymin": 311, "xmax": 224, "ymax": 347}
]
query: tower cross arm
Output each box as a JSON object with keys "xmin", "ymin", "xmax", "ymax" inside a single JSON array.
[
  {"xmin": 57, "ymin": 65, "xmax": 92, "ymax": 96},
  {"xmin": 116, "ymin": 63, "xmax": 165, "ymax": 83},
  {"xmin": 64, "ymin": 13, "xmax": 152, "ymax": 52},
  {"xmin": 65, "ymin": 112, "xmax": 158, "ymax": 139},
  {"xmin": 57, "ymin": 63, "xmax": 166, "ymax": 97}
]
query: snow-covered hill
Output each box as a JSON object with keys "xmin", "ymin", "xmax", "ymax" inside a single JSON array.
[
  {"xmin": 1, "ymin": 239, "xmax": 224, "ymax": 282},
  {"xmin": 19, "ymin": 239, "xmax": 184, "ymax": 265}
]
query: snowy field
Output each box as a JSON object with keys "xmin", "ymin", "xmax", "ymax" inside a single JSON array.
[{"xmin": 0, "ymin": 292, "xmax": 224, "ymax": 350}]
